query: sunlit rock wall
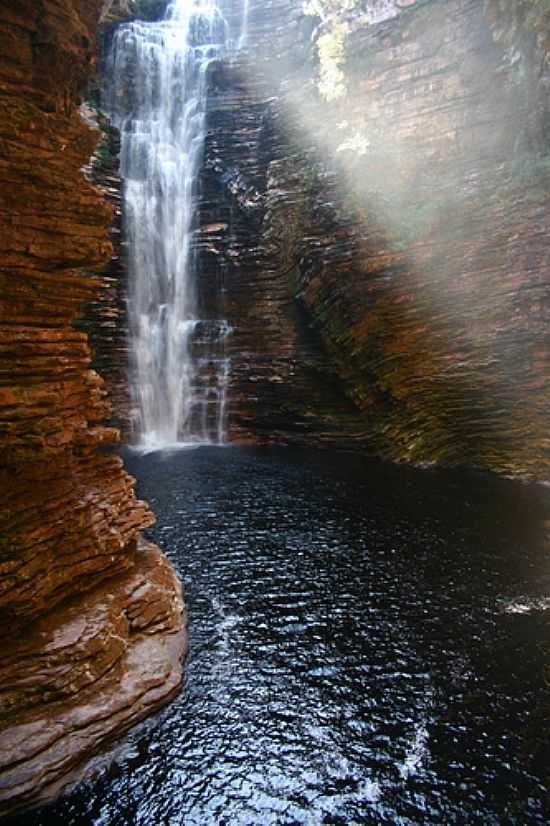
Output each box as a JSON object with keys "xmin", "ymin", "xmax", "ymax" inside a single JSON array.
[
  {"xmin": 0, "ymin": 0, "xmax": 186, "ymax": 815},
  {"xmin": 205, "ymin": 0, "xmax": 550, "ymax": 478},
  {"xmin": 91, "ymin": 0, "xmax": 550, "ymax": 477}
]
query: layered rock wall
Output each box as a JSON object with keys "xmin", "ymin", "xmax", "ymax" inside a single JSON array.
[
  {"xmin": 203, "ymin": 0, "xmax": 550, "ymax": 478},
  {"xmin": 0, "ymin": 0, "xmax": 186, "ymax": 815},
  {"xmin": 89, "ymin": 0, "xmax": 550, "ymax": 478},
  {"xmin": 198, "ymin": 41, "xmax": 369, "ymax": 445},
  {"xmin": 82, "ymin": 109, "xmax": 131, "ymax": 430},
  {"xmin": 292, "ymin": 0, "xmax": 550, "ymax": 478}
]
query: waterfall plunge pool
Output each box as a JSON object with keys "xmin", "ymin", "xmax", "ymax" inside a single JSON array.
[{"xmin": 22, "ymin": 446, "xmax": 550, "ymax": 824}]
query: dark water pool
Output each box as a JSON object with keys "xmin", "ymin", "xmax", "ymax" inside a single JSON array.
[{"xmin": 20, "ymin": 446, "xmax": 550, "ymax": 824}]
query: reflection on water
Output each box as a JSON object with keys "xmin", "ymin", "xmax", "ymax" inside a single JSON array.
[{"xmin": 21, "ymin": 447, "xmax": 550, "ymax": 824}]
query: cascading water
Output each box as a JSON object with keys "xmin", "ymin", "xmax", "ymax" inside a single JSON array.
[
  {"xmin": 104, "ymin": 0, "xmax": 243, "ymax": 450},
  {"xmin": 238, "ymin": 0, "xmax": 249, "ymax": 48}
]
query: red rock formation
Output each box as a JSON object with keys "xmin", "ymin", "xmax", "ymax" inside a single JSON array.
[
  {"xmin": 0, "ymin": 0, "xmax": 186, "ymax": 816},
  {"xmin": 0, "ymin": 539, "xmax": 185, "ymax": 814}
]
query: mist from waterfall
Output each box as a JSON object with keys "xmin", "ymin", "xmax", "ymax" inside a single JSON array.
[
  {"xmin": 104, "ymin": 0, "xmax": 246, "ymax": 451},
  {"xmin": 238, "ymin": 0, "xmax": 249, "ymax": 47}
]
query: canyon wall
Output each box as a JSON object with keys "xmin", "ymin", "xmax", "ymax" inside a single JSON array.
[
  {"xmin": 86, "ymin": 0, "xmax": 550, "ymax": 477},
  {"xmin": 195, "ymin": 0, "xmax": 550, "ymax": 478},
  {"xmin": 91, "ymin": 0, "xmax": 550, "ymax": 479},
  {"xmin": 289, "ymin": 0, "xmax": 550, "ymax": 479},
  {"xmin": 0, "ymin": 0, "xmax": 186, "ymax": 815}
]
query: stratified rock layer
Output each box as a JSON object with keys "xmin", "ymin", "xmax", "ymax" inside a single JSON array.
[
  {"xmin": 90, "ymin": 0, "xmax": 549, "ymax": 477},
  {"xmin": 0, "ymin": 0, "xmax": 186, "ymax": 815},
  {"xmin": 0, "ymin": 540, "xmax": 186, "ymax": 815},
  {"xmin": 198, "ymin": 0, "xmax": 550, "ymax": 479}
]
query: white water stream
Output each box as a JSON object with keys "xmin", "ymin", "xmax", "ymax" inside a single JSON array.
[{"xmin": 105, "ymin": 0, "xmax": 248, "ymax": 450}]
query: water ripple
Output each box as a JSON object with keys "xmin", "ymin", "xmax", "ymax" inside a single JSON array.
[{"xmin": 21, "ymin": 446, "xmax": 550, "ymax": 826}]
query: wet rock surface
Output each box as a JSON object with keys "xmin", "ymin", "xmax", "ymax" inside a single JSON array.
[
  {"xmin": 0, "ymin": 0, "xmax": 186, "ymax": 815},
  {"xmin": 81, "ymin": 108, "xmax": 131, "ymax": 431},
  {"xmin": 199, "ymin": 0, "xmax": 550, "ymax": 477},
  {"xmin": 0, "ymin": 540, "xmax": 186, "ymax": 816}
]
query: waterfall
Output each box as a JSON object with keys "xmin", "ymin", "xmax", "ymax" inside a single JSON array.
[
  {"xmin": 238, "ymin": 0, "xmax": 249, "ymax": 48},
  {"xmin": 104, "ymin": 0, "xmax": 236, "ymax": 450}
]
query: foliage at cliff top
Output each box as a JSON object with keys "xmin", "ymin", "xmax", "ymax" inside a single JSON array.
[
  {"xmin": 304, "ymin": 1, "xmax": 360, "ymax": 101},
  {"xmin": 515, "ymin": 0, "xmax": 550, "ymax": 28},
  {"xmin": 303, "ymin": 0, "xmax": 419, "ymax": 23},
  {"xmin": 303, "ymin": 2, "xmax": 407, "ymax": 101},
  {"xmin": 315, "ymin": 21, "xmax": 349, "ymax": 100}
]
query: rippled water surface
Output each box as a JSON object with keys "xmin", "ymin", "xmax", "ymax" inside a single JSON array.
[{"xmin": 23, "ymin": 447, "xmax": 550, "ymax": 824}]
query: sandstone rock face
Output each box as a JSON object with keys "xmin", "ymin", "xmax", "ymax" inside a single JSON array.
[
  {"xmin": 198, "ymin": 46, "xmax": 370, "ymax": 447},
  {"xmin": 0, "ymin": 0, "xmax": 186, "ymax": 815},
  {"xmin": 198, "ymin": 0, "xmax": 550, "ymax": 478},
  {"xmin": 82, "ymin": 107, "xmax": 132, "ymax": 432},
  {"xmin": 0, "ymin": 539, "xmax": 186, "ymax": 815}
]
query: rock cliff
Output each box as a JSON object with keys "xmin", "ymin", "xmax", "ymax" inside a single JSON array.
[
  {"xmin": 203, "ymin": 0, "xmax": 550, "ymax": 479},
  {"xmin": 92, "ymin": 0, "xmax": 550, "ymax": 478},
  {"xmin": 0, "ymin": 0, "xmax": 186, "ymax": 815}
]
